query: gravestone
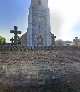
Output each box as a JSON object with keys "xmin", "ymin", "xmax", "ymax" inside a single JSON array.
[
  {"xmin": 10, "ymin": 26, "xmax": 21, "ymax": 45},
  {"xmin": 51, "ymin": 34, "xmax": 56, "ymax": 45},
  {"xmin": 10, "ymin": 37, "xmax": 14, "ymax": 45},
  {"xmin": 73, "ymin": 37, "xmax": 80, "ymax": 46}
]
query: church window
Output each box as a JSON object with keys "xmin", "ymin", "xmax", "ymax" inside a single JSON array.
[{"xmin": 38, "ymin": 0, "xmax": 41, "ymax": 5}]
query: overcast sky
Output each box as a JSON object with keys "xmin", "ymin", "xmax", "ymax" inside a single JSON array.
[{"xmin": 0, "ymin": 0, "xmax": 80, "ymax": 42}]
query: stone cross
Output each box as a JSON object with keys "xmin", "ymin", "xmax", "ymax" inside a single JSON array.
[
  {"xmin": 51, "ymin": 34, "xmax": 56, "ymax": 45},
  {"xmin": 10, "ymin": 26, "xmax": 21, "ymax": 45},
  {"xmin": 73, "ymin": 37, "xmax": 80, "ymax": 46},
  {"xmin": 10, "ymin": 37, "xmax": 14, "ymax": 44}
]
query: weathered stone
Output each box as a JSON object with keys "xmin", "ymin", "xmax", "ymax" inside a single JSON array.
[
  {"xmin": 27, "ymin": 0, "xmax": 52, "ymax": 47},
  {"xmin": 0, "ymin": 47, "xmax": 80, "ymax": 91},
  {"xmin": 10, "ymin": 26, "xmax": 21, "ymax": 45},
  {"xmin": 73, "ymin": 37, "xmax": 80, "ymax": 46}
]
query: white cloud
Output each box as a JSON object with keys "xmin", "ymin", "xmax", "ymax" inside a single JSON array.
[{"xmin": 48, "ymin": 0, "xmax": 80, "ymax": 40}]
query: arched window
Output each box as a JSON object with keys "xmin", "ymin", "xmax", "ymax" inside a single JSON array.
[{"xmin": 38, "ymin": 0, "xmax": 41, "ymax": 5}]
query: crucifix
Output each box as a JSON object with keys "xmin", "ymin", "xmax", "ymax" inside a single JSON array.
[
  {"xmin": 10, "ymin": 26, "xmax": 21, "ymax": 45},
  {"xmin": 10, "ymin": 37, "xmax": 14, "ymax": 45},
  {"xmin": 51, "ymin": 34, "xmax": 56, "ymax": 45}
]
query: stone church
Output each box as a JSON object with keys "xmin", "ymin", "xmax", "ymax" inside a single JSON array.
[{"xmin": 21, "ymin": 0, "xmax": 53, "ymax": 46}]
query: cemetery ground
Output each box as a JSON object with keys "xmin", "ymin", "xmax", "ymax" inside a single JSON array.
[{"xmin": 0, "ymin": 46, "xmax": 80, "ymax": 92}]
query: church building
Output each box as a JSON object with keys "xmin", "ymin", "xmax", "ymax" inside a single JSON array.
[{"xmin": 27, "ymin": 0, "xmax": 52, "ymax": 47}]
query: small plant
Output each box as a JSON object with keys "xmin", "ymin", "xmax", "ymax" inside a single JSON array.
[{"xmin": 0, "ymin": 36, "xmax": 6, "ymax": 45}]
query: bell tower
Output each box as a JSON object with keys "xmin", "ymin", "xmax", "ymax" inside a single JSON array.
[{"xmin": 27, "ymin": 0, "xmax": 52, "ymax": 47}]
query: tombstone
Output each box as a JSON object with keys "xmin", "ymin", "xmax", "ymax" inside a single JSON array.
[
  {"xmin": 10, "ymin": 37, "xmax": 14, "ymax": 45},
  {"xmin": 51, "ymin": 34, "xmax": 56, "ymax": 45},
  {"xmin": 10, "ymin": 26, "xmax": 21, "ymax": 45},
  {"xmin": 73, "ymin": 37, "xmax": 80, "ymax": 46}
]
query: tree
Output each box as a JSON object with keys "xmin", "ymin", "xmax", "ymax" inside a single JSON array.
[
  {"xmin": 0, "ymin": 36, "xmax": 6, "ymax": 45},
  {"xmin": 17, "ymin": 39, "xmax": 21, "ymax": 45},
  {"xmin": 55, "ymin": 39, "xmax": 64, "ymax": 46}
]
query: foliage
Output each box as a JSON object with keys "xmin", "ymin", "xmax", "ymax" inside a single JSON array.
[
  {"xmin": 0, "ymin": 36, "xmax": 6, "ymax": 45},
  {"xmin": 55, "ymin": 39, "xmax": 65, "ymax": 46},
  {"xmin": 17, "ymin": 39, "xmax": 21, "ymax": 45}
]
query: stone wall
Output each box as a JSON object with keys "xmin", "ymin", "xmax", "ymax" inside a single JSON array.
[
  {"xmin": 0, "ymin": 45, "xmax": 80, "ymax": 51},
  {"xmin": 0, "ymin": 46, "xmax": 80, "ymax": 89}
]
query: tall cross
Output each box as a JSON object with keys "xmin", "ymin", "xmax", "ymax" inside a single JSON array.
[
  {"xmin": 10, "ymin": 26, "xmax": 21, "ymax": 45},
  {"xmin": 51, "ymin": 34, "xmax": 56, "ymax": 45},
  {"xmin": 10, "ymin": 37, "xmax": 14, "ymax": 45}
]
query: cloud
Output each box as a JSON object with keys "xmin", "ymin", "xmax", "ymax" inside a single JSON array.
[
  {"xmin": 48, "ymin": 0, "xmax": 80, "ymax": 40},
  {"xmin": 50, "ymin": 11, "xmax": 63, "ymax": 39}
]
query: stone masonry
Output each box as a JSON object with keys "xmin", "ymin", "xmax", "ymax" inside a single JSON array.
[{"xmin": 27, "ymin": 0, "xmax": 52, "ymax": 47}]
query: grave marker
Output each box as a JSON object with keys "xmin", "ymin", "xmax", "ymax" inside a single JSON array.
[
  {"xmin": 51, "ymin": 34, "xmax": 56, "ymax": 45},
  {"xmin": 10, "ymin": 37, "xmax": 14, "ymax": 45},
  {"xmin": 73, "ymin": 37, "xmax": 80, "ymax": 46},
  {"xmin": 10, "ymin": 26, "xmax": 21, "ymax": 45}
]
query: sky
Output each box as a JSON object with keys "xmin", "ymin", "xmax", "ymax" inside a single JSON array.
[{"xmin": 0, "ymin": 0, "xmax": 80, "ymax": 42}]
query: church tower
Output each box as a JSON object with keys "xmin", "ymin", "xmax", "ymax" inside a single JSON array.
[{"xmin": 27, "ymin": 0, "xmax": 52, "ymax": 47}]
